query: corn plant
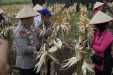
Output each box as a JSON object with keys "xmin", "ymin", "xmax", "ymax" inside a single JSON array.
[
  {"xmin": 35, "ymin": 3, "xmax": 74, "ymax": 75},
  {"xmin": 61, "ymin": 5, "xmax": 94, "ymax": 75}
]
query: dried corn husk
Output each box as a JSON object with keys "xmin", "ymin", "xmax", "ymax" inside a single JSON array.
[{"xmin": 82, "ymin": 61, "xmax": 94, "ymax": 75}]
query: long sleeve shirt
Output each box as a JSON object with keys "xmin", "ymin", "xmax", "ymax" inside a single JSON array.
[
  {"xmin": 14, "ymin": 24, "xmax": 38, "ymax": 69},
  {"xmin": 34, "ymin": 15, "xmax": 42, "ymax": 29},
  {"xmin": 92, "ymin": 31, "xmax": 113, "ymax": 57},
  {"xmin": 92, "ymin": 30, "xmax": 113, "ymax": 70}
]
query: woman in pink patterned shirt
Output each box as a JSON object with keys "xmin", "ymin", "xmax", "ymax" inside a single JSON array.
[{"xmin": 90, "ymin": 11, "xmax": 113, "ymax": 75}]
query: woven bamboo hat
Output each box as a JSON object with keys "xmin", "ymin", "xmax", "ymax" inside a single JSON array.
[
  {"xmin": 33, "ymin": 4, "xmax": 44, "ymax": 11},
  {"xmin": 0, "ymin": 9, "xmax": 4, "ymax": 14},
  {"xmin": 16, "ymin": 5, "xmax": 39, "ymax": 18},
  {"xmin": 93, "ymin": 2, "xmax": 104, "ymax": 10},
  {"xmin": 90, "ymin": 11, "xmax": 113, "ymax": 25}
]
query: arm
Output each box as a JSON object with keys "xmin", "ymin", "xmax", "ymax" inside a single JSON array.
[
  {"xmin": 93, "ymin": 32, "xmax": 113, "ymax": 53},
  {"xmin": 92, "ymin": 32, "xmax": 97, "ymax": 46}
]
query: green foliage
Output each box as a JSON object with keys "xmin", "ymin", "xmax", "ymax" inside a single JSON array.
[{"xmin": 0, "ymin": 0, "xmax": 31, "ymax": 5}]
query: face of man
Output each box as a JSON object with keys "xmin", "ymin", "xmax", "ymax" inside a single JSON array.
[
  {"xmin": 43, "ymin": 16, "xmax": 49, "ymax": 22},
  {"xmin": 21, "ymin": 17, "xmax": 34, "ymax": 28}
]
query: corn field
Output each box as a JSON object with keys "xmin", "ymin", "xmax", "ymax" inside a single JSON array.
[{"xmin": 1, "ymin": 2, "xmax": 113, "ymax": 75}]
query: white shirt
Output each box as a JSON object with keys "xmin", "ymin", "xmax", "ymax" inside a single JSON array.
[{"xmin": 34, "ymin": 15, "xmax": 42, "ymax": 29}]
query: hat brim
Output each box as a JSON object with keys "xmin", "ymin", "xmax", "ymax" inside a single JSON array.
[
  {"xmin": 93, "ymin": 2, "xmax": 104, "ymax": 10},
  {"xmin": 89, "ymin": 11, "xmax": 113, "ymax": 25},
  {"xmin": 16, "ymin": 6, "xmax": 38, "ymax": 19},
  {"xmin": 16, "ymin": 14, "xmax": 37, "ymax": 19},
  {"xmin": 90, "ymin": 19, "xmax": 113, "ymax": 25}
]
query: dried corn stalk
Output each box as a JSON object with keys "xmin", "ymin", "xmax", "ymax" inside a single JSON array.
[
  {"xmin": 112, "ymin": 2, "xmax": 113, "ymax": 7},
  {"xmin": 50, "ymin": 4, "xmax": 72, "ymax": 41},
  {"xmin": 35, "ymin": 4, "xmax": 94, "ymax": 75},
  {"xmin": 35, "ymin": 37, "xmax": 62, "ymax": 74},
  {"xmin": 61, "ymin": 39, "xmax": 82, "ymax": 69},
  {"xmin": 77, "ymin": 5, "xmax": 94, "ymax": 75},
  {"xmin": 61, "ymin": 5, "xmax": 94, "ymax": 75},
  {"xmin": 35, "ymin": 16, "xmax": 64, "ymax": 74}
]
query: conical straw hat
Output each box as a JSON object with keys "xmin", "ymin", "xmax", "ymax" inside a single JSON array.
[
  {"xmin": 89, "ymin": 11, "xmax": 113, "ymax": 25},
  {"xmin": 93, "ymin": 2, "xmax": 104, "ymax": 9},
  {"xmin": 16, "ymin": 5, "xmax": 39, "ymax": 18},
  {"xmin": 33, "ymin": 4, "xmax": 44, "ymax": 11},
  {"xmin": 0, "ymin": 9, "xmax": 4, "ymax": 14}
]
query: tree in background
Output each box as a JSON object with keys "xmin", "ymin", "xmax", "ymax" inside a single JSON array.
[{"xmin": 32, "ymin": 0, "xmax": 46, "ymax": 6}]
